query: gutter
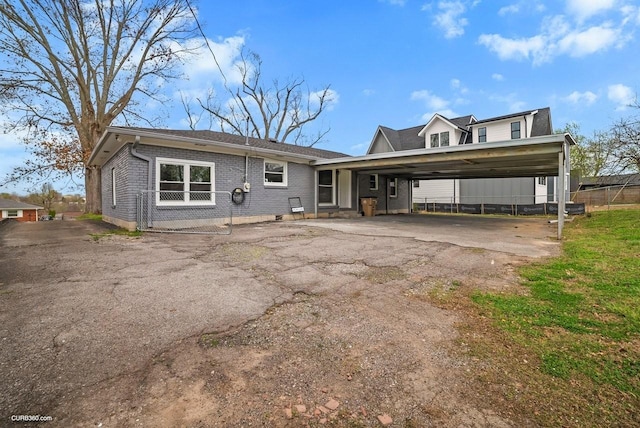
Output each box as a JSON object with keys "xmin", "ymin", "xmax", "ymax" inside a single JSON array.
[{"xmin": 129, "ymin": 136, "xmax": 153, "ymax": 228}]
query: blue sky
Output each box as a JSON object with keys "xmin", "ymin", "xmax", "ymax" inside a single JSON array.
[{"xmin": 1, "ymin": 0, "xmax": 639, "ymax": 194}]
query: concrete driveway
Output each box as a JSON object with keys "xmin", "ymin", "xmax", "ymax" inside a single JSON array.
[{"xmin": 0, "ymin": 215, "xmax": 558, "ymax": 425}]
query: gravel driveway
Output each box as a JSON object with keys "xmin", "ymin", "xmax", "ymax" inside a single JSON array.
[{"xmin": 0, "ymin": 215, "xmax": 558, "ymax": 427}]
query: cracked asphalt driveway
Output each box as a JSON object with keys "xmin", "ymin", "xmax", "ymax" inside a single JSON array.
[{"xmin": 0, "ymin": 215, "xmax": 559, "ymax": 426}]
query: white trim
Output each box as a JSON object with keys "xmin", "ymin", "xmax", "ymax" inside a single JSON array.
[
  {"xmin": 389, "ymin": 178, "xmax": 398, "ymax": 198},
  {"xmin": 369, "ymin": 173, "xmax": 378, "ymax": 190},
  {"xmin": 263, "ymin": 158, "xmax": 288, "ymax": 187},
  {"xmin": 155, "ymin": 157, "xmax": 216, "ymax": 206},
  {"xmin": 3, "ymin": 209, "xmax": 22, "ymax": 218},
  {"xmin": 111, "ymin": 167, "xmax": 117, "ymax": 207}
]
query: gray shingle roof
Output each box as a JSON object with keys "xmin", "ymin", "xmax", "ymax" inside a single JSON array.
[
  {"xmin": 121, "ymin": 127, "xmax": 350, "ymax": 159},
  {"xmin": 373, "ymin": 108, "xmax": 552, "ymax": 151},
  {"xmin": 0, "ymin": 199, "xmax": 43, "ymax": 210},
  {"xmin": 379, "ymin": 125, "xmax": 424, "ymax": 151}
]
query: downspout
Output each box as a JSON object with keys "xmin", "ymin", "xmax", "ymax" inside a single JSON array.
[{"xmin": 130, "ymin": 136, "xmax": 152, "ymax": 228}]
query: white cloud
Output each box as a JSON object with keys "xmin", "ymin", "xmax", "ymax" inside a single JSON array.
[
  {"xmin": 432, "ymin": 1, "xmax": 469, "ymax": 39},
  {"xmin": 478, "ymin": 33, "xmax": 546, "ymax": 63},
  {"xmin": 498, "ymin": 4, "xmax": 519, "ymax": 16},
  {"xmin": 557, "ymin": 24, "xmax": 625, "ymax": 57},
  {"xmin": 450, "ymin": 78, "xmax": 468, "ymax": 93},
  {"xmin": 479, "ymin": 13, "xmax": 628, "ymax": 65},
  {"xmin": 566, "ymin": 0, "xmax": 616, "ymax": 23},
  {"xmin": 362, "ymin": 89, "xmax": 375, "ymax": 96},
  {"xmin": 411, "ymin": 90, "xmax": 457, "ymax": 119},
  {"xmin": 608, "ymin": 84, "xmax": 635, "ymax": 109},
  {"xmin": 310, "ymin": 89, "xmax": 340, "ymax": 111},
  {"xmin": 379, "ymin": 0, "xmax": 406, "ymax": 5},
  {"xmin": 492, "ymin": 73, "xmax": 504, "ymax": 81},
  {"xmin": 488, "ymin": 93, "xmax": 527, "ymax": 113},
  {"xmin": 411, "ymin": 90, "xmax": 450, "ymax": 110},
  {"xmin": 563, "ymin": 91, "xmax": 598, "ymax": 105},
  {"xmin": 621, "ymin": 5, "xmax": 640, "ymax": 26}
]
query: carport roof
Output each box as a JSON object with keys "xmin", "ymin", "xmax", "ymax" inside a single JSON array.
[{"xmin": 312, "ymin": 133, "xmax": 575, "ymax": 179}]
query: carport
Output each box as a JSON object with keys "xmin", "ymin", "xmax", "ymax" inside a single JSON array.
[{"xmin": 313, "ymin": 133, "xmax": 575, "ymax": 239}]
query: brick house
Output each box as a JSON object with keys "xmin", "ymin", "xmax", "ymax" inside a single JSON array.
[{"xmin": 0, "ymin": 199, "xmax": 43, "ymax": 222}]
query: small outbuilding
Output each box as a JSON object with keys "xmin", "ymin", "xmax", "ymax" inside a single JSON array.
[{"xmin": 0, "ymin": 199, "xmax": 43, "ymax": 222}]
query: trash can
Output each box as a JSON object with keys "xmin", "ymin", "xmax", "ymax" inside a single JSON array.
[{"xmin": 360, "ymin": 197, "xmax": 377, "ymax": 217}]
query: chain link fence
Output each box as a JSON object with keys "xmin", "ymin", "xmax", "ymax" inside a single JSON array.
[{"xmin": 137, "ymin": 190, "xmax": 233, "ymax": 234}]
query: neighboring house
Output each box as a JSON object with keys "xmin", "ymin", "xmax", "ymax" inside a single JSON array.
[
  {"xmin": 576, "ymin": 173, "xmax": 640, "ymax": 190},
  {"xmin": 370, "ymin": 108, "xmax": 556, "ymax": 205},
  {"xmin": 0, "ymin": 199, "xmax": 43, "ymax": 222}
]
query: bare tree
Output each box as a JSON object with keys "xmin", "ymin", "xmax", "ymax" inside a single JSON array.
[
  {"xmin": 189, "ymin": 49, "xmax": 335, "ymax": 147},
  {"xmin": 559, "ymin": 122, "xmax": 616, "ymax": 178},
  {"xmin": 34, "ymin": 182, "xmax": 58, "ymax": 212},
  {"xmin": 610, "ymin": 99, "xmax": 640, "ymax": 173},
  {"xmin": 0, "ymin": 0, "xmax": 198, "ymax": 212}
]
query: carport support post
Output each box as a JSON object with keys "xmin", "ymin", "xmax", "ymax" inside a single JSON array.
[{"xmin": 557, "ymin": 149, "xmax": 565, "ymax": 240}]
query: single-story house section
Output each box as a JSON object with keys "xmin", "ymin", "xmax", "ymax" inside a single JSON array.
[
  {"xmin": 89, "ymin": 122, "xmax": 574, "ymax": 237},
  {"xmin": 0, "ymin": 199, "xmax": 43, "ymax": 222},
  {"xmin": 89, "ymin": 128, "xmax": 384, "ymax": 230}
]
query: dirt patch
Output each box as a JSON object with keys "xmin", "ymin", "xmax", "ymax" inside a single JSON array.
[{"xmin": 0, "ymin": 219, "xmax": 556, "ymax": 427}]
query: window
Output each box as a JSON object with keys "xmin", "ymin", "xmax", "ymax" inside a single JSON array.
[
  {"xmin": 429, "ymin": 131, "xmax": 450, "ymax": 147},
  {"xmin": 369, "ymin": 174, "xmax": 378, "ymax": 190},
  {"xmin": 478, "ymin": 127, "xmax": 487, "ymax": 143},
  {"xmin": 538, "ymin": 177, "xmax": 547, "ymax": 185},
  {"xmin": 318, "ymin": 170, "xmax": 334, "ymax": 205},
  {"xmin": 389, "ymin": 178, "xmax": 398, "ymax": 198},
  {"xmin": 511, "ymin": 121, "xmax": 521, "ymax": 139},
  {"xmin": 430, "ymin": 133, "xmax": 439, "ymax": 148},
  {"xmin": 156, "ymin": 158, "xmax": 214, "ymax": 205},
  {"xmin": 111, "ymin": 168, "xmax": 117, "ymax": 206},
  {"xmin": 7, "ymin": 209, "xmax": 19, "ymax": 218},
  {"xmin": 264, "ymin": 159, "xmax": 287, "ymax": 186},
  {"xmin": 440, "ymin": 131, "xmax": 449, "ymax": 147},
  {"xmin": 413, "ymin": 180, "xmax": 420, "ymax": 188}
]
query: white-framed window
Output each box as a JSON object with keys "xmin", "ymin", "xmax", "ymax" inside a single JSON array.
[
  {"xmin": 111, "ymin": 167, "xmax": 117, "ymax": 207},
  {"xmin": 511, "ymin": 121, "xmax": 521, "ymax": 139},
  {"xmin": 478, "ymin": 127, "xmax": 487, "ymax": 143},
  {"xmin": 264, "ymin": 159, "xmax": 287, "ymax": 187},
  {"xmin": 318, "ymin": 169, "xmax": 335, "ymax": 205},
  {"xmin": 369, "ymin": 174, "xmax": 378, "ymax": 190},
  {"xmin": 538, "ymin": 177, "xmax": 547, "ymax": 185},
  {"xmin": 413, "ymin": 180, "xmax": 420, "ymax": 188},
  {"xmin": 389, "ymin": 178, "xmax": 398, "ymax": 198},
  {"xmin": 7, "ymin": 209, "xmax": 19, "ymax": 218},
  {"xmin": 156, "ymin": 158, "xmax": 215, "ymax": 206},
  {"xmin": 429, "ymin": 131, "xmax": 450, "ymax": 148}
]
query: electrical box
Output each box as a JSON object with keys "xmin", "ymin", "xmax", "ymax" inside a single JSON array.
[{"xmin": 243, "ymin": 182, "xmax": 251, "ymax": 192}]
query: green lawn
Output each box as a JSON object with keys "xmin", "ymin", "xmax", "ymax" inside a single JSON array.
[{"xmin": 472, "ymin": 209, "xmax": 639, "ymax": 423}]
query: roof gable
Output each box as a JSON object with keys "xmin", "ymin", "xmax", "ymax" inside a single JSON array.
[{"xmin": 366, "ymin": 127, "xmax": 396, "ymax": 154}]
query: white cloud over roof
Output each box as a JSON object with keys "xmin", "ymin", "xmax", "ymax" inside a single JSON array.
[
  {"xmin": 479, "ymin": 10, "xmax": 632, "ymax": 65},
  {"xmin": 563, "ymin": 91, "xmax": 598, "ymax": 105},
  {"xmin": 430, "ymin": 1, "xmax": 469, "ymax": 39},
  {"xmin": 566, "ymin": 0, "xmax": 616, "ymax": 23},
  {"xmin": 608, "ymin": 84, "xmax": 636, "ymax": 110}
]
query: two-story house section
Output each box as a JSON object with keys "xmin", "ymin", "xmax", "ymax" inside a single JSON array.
[{"xmin": 368, "ymin": 108, "xmax": 556, "ymax": 206}]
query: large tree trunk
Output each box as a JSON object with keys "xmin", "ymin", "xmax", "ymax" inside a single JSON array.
[{"xmin": 85, "ymin": 166, "xmax": 102, "ymax": 214}]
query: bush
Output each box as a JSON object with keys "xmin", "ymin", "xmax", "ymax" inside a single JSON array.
[{"xmin": 48, "ymin": 210, "xmax": 56, "ymax": 219}]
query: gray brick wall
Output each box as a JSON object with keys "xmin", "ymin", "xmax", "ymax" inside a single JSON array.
[{"xmin": 103, "ymin": 144, "xmax": 317, "ymax": 224}]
